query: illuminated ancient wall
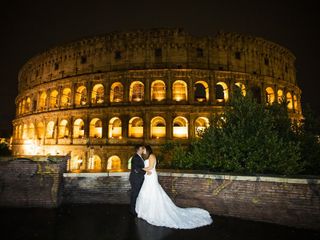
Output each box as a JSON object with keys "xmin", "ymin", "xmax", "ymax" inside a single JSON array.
[{"xmin": 12, "ymin": 28, "xmax": 303, "ymax": 172}]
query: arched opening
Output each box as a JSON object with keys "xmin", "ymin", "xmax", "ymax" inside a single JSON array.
[
  {"xmin": 46, "ymin": 121, "xmax": 55, "ymax": 139},
  {"xmin": 172, "ymin": 80, "xmax": 187, "ymax": 101},
  {"xmin": 150, "ymin": 116, "xmax": 166, "ymax": 139},
  {"xmin": 73, "ymin": 119, "xmax": 85, "ymax": 138},
  {"xmin": 36, "ymin": 122, "xmax": 44, "ymax": 139},
  {"xmin": 89, "ymin": 118, "xmax": 102, "ymax": 138},
  {"xmin": 173, "ymin": 116, "xmax": 188, "ymax": 138},
  {"xmin": 25, "ymin": 98, "xmax": 31, "ymax": 113},
  {"xmin": 216, "ymin": 82, "xmax": 228, "ymax": 102},
  {"xmin": 49, "ymin": 90, "xmax": 59, "ymax": 108},
  {"xmin": 251, "ymin": 86, "xmax": 262, "ymax": 103},
  {"xmin": 60, "ymin": 88, "xmax": 72, "ymax": 107},
  {"xmin": 108, "ymin": 117, "xmax": 122, "ymax": 139},
  {"xmin": 21, "ymin": 99, "xmax": 26, "ymax": 114},
  {"xmin": 22, "ymin": 124, "xmax": 28, "ymax": 139},
  {"xmin": 293, "ymin": 95, "xmax": 298, "ymax": 111},
  {"xmin": 151, "ymin": 80, "xmax": 166, "ymax": 101},
  {"xmin": 88, "ymin": 154, "xmax": 102, "ymax": 171},
  {"xmin": 265, "ymin": 87, "xmax": 275, "ymax": 105},
  {"xmin": 129, "ymin": 81, "xmax": 144, "ymax": 102},
  {"xmin": 129, "ymin": 117, "xmax": 143, "ymax": 138},
  {"xmin": 58, "ymin": 120, "xmax": 69, "ymax": 138},
  {"xmin": 234, "ymin": 82, "xmax": 246, "ymax": 96},
  {"xmin": 18, "ymin": 125, "xmax": 22, "ymax": 139},
  {"xmin": 69, "ymin": 155, "xmax": 84, "ymax": 172},
  {"xmin": 28, "ymin": 123, "xmax": 35, "ymax": 139},
  {"xmin": 277, "ymin": 89, "xmax": 284, "ymax": 103},
  {"xmin": 195, "ymin": 117, "xmax": 209, "ymax": 137},
  {"xmin": 75, "ymin": 86, "xmax": 87, "ymax": 106},
  {"xmin": 194, "ymin": 81, "xmax": 209, "ymax": 102},
  {"xmin": 107, "ymin": 155, "xmax": 121, "ymax": 171},
  {"xmin": 39, "ymin": 92, "xmax": 47, "ymax": 110},
  {"xmin": 110, "ymin": 82, "xmax": 124, "ymax": 102},
  {"xmin": 286, "ymin": 92, "xmax": 293, "ymax": 110},
  {"xmin": 91, "ymin": 84, "xmax": 104, "ymax": 104}
]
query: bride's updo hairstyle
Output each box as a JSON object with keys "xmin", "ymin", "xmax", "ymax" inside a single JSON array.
[{"xmin": 145, "ymin": 145, "xmax": 153, "ymax": 159}]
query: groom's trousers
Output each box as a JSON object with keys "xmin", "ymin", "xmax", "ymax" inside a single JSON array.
[{"xmin": 129, "ymin": 176, "xmax": 144, "ymax": 214}]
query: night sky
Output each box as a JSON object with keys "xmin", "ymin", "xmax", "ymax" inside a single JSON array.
[{"xmin": 1, "ymin": 0, "xmax": 319, "ymax": 135}]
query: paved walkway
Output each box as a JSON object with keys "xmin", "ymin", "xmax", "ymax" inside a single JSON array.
[{"xmin": 1, "ymin": 204, "xmax": 319, "ymax": 240}]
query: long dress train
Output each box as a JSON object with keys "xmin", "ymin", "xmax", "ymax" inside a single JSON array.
[{"xmin": 135, "ymin": 159, "xmax": 213, "ymax": 229}]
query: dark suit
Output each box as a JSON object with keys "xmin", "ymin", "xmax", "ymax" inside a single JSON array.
[{"xmin": 129, "ymin": 153, "xmax": 146, "ymax": 215}]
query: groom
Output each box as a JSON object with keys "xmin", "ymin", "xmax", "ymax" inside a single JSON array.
[{"xmin": 129, "ymin": 144, "xmax": 150, "ymax": 216}]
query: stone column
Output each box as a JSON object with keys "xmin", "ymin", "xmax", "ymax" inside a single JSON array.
[
  {"xmin": 145, "ymin": 78, "xmax": 151, "ymax": 104},
  {"xmin": 166, "ymin": 112, "xmax": 173, "ymax": 140},
  {"xmin": 209, "ymin": 73, "xmax": 216, "ymax": 104}
]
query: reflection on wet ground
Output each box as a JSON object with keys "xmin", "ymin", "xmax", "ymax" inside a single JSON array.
[{"xmin": 0, "ymin": 204, "xmax": 319, "ymax": 240}]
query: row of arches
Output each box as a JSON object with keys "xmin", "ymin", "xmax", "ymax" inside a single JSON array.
[
  {"xmin": 69, "ymin": 154, "xmax": 122, "ymax": 172},
  {"xmin": 17, "ymin": 80, "xmax": 300, "ymax": 115},
  {"xmin": 14, "ymin": 116, "xmax": 210, "ymax": 140}
]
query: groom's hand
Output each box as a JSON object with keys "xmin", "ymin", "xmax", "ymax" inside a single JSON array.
[{"xmin": 146, "ymin": 171, "xmax": 152, "ymax": 175}]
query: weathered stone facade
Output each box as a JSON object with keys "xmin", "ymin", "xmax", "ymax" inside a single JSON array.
[{"xmin": 12, "ymin": 28, "xmax": 303, "ymax": 172}]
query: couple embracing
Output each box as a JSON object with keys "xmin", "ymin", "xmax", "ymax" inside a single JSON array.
[{"xmin": 129, "ymin": 144, "xmax": 213, "ymax": 229}]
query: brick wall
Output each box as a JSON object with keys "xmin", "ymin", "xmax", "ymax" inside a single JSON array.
[
  {"xmin": 0, "ymin": 156, "xmax": 67, "ymax": 207},
  {"xmin": 63, "ymin": 171, "xmax": 320, "ymax": 230}
]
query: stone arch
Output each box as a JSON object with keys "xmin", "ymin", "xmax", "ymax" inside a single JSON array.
[
  {"xmin": 110, "ymin": 82, "xmax": 124, "ymax": 102},
  {"xmin": 28, "ymin": 123, "xmax": 35, "ymax": 139},
  {"xmin": 195, "ymin": 117, "xmax": 209, "ymax": 137},
  {"xmin": 286, "ymin": 92, "xmax": 293, "ymax": 109},
  {"xmin": 60, "ymin": 88, "xmax": 72, "ymax": 107},
  {"xmin": 173, "ymin": 116, "xmax": 188, "ymax": 138},
  {"xmin": 265, "ymin": 87, "xmax": 275, "ymax": 104},
  {"xmin": 36, "ymin": 122, "xmax": 44, "ymax": 139},
  {"xmin": 58, "ymin": 119, "xmax": 69, "ymax": 138},
  {"xmin": 216, "ymin": 82, "xmax": 229, "ymax": 102},
  {"xmin": 234, "ymin": 82, "xmax": 246, "ymax": 96},
  {"xmin": 39, "ymin": 92, "xmax": 47, "ymax": 110},
  {"xmin": 73, "ymin": 118, "xmax": 85, "ymax": 138},
  {"xmin": 108, "ymin": 117, "xmax": 122, "ymax": 139},
  {"xmin": 150, "ymin": 116, "xmax": 166, "ymax": 139},
  {"xmin": 89, "ymin": 118, "xmax": 102, "ymax": 138},
  {"xmin": 151, "ymin": 80, "xmax": 166, "ymax": 101},
  {"xmin": 91, "ymin": 83, "xmax": 104, "ymax": 104},
  {"xmin": 46, "ymin": 121, "xmax": 55, "ymax": 139},
  {"xmin": 277, "ymin": 89, "xmax": 284, "ymax": 103},
  {"xmin": 75, "ymin": 86, "xmax": 87, "ymax": 106},
  {"xmin": 172, "ymin": 80, "xmax": 188, "ymax": 101},
  {"xmin": 129, "ymin": 117, "xmax": 143, "ymax": 138},
  {"xmin": 194, "ymin": 81, "xmax": 209, "ymax": 102},
  {"xmin": 107, "ymin": 155, "xmax": 121, "ymax": 171},
  {"xmin": 88, "ymin": 154, "xmax": 102, "ymax": 171},
  {"xmin": 49, "ymin": 90, "xmax": 59, "ymax": 108},
  {"xmin": 129, "ymin": 81, "xmax": 144, "ymax": 102}
]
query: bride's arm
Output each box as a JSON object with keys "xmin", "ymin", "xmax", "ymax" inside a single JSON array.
[{"xmin": 143, "ymin": 154, "xmax": 156, "ymax": 171}]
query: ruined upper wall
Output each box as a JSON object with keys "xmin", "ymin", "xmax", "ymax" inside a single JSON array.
[{"xmin": 18, "ymin": 28, "xmax": 296, "ymax": 93}]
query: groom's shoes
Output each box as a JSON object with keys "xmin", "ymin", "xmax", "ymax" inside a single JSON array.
[{"xmin": 129, "ymin": 211, "xmax": 137, "ymax": 217}]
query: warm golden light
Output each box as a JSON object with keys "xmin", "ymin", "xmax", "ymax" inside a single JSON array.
[
  {"xmin": 195, "ymin": 117, "xmax": 209, "ymax": 137},
  {"xmin": 108, "ymin": 117, "xmax": 122, "ymax": 138},
  {"xmin": 38, "ymin": 92, "xmax": 47, "ymax": 110},
  {"xmin": 49, "ymin": 90, "xmax": 59, "ymax": 108},
  {"xmin": 195, "ymin": 81, "xmax": 209, "ymax": 102},
  {"xmin": 88, "ymin": 154, "xmax": 102, "ymax": 171},
  {"xmin": 129, "ymin": 117, "xmax": 143, "ymax": 138},
  {"xmin": 151, "ymin": 80, "xmax": 166, "ymax": 101},
  {"xmin": 265, "ymin": 87, "xmax": 275, "ymax": 105},
  {"xmin": 172, "ymin": 80, "xmax": 187, "ymax": 101},
  {"xmin": 235, "ymin": 82, "xmax": 246, "ymax": 96},
  {"xmin": 75, "ymin": 86, "xmax": 87, "ymax": 105},
  {"xmin": 46, "ymin": 121, "xmax": 55, "ymax": 138},
  {"xmin": 91, "ymin": 84, "xmax": 104, "ymax": 104},
  {"xmin": 286, "ymin": 92, "xmax": 293, "ymax": 109},
  {"xmin": 90, "ymin": 118, "xmax": 102, "ymax": 138},
  {"xmin": 107, "ymin": 155, "xmax": 121, "ymax": 171},
  {"xmin": 151, "ymin": 116, "xmax": 166, "ymax": 138},
  {"xmin": 216, "ymin": 82, "xmax": 229, "ymax": 102},
  {"xmin": 129, "ymin": 81, "xmax": 144, "ymax": 102},
  {"xmin": 277, "ymin": 89, "xmax": 283, "ymax": 103},
  {"xmin": 58, "ymin": 120, "xmax": 69, "ymax": 138},
  {"xmin": 61, "ymin": 88, "xmax": 71, "ymax": 107},
  {"xmin": 110, "ymin": 82, "xmax": 124, "ymax": 102},
  {"xmin": 73, "ymin": 119, "xmax": 85, "ymax": 138},
  {"xmin": 173, "ymin": 116, "xmax": 188, "ymax": 138}
]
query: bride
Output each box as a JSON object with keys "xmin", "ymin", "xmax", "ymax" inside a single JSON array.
[{"xmin": 135, "ymin": 145, "xmax": 213, "ymax": 229}]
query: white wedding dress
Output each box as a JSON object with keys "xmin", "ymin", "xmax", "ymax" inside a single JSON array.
[{"xmin": 135, "ymin": 159, "xmax": 213, "ymax": 229}]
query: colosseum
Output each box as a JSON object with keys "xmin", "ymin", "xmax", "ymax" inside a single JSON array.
[{"xmin": 12, "ymin": 28, "xmax": 303, "ymax": 172}]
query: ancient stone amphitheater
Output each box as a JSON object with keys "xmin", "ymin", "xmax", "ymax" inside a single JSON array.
[{"xmin": 12, "ymin": 28, "xmax": 302, "ymax": 172}]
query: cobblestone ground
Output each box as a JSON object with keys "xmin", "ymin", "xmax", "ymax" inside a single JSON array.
[{"xmin": 0, "ymin": 204, "xmax": 319, "ymax": 240}]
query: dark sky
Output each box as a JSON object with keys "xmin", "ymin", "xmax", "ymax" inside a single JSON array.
[{"xmin": 1, "ymin": 0, "xmax": 319, "ymax": 135}]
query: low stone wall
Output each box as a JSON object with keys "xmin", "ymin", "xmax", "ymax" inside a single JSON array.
[
  {"xmin": 63, "ymin": 171, "xmax": 320, "ymax": 230},
  {"xmin": 0, "ymin": 156, "xmax": 68, "ymax": 207}
]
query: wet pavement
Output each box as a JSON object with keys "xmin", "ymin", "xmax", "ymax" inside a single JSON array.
[{"xmin": 0, "ymin": 204, "xmax": 319, "ymax": 240}]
